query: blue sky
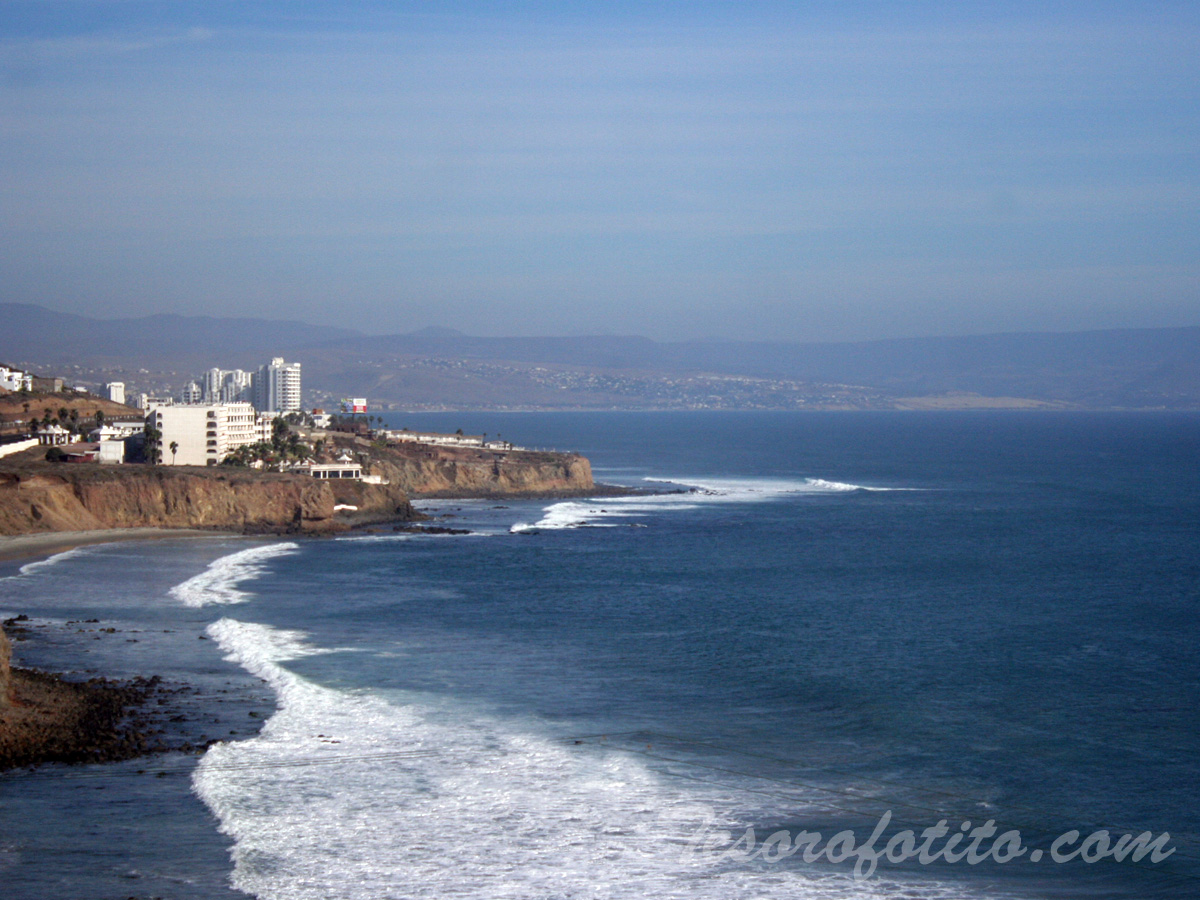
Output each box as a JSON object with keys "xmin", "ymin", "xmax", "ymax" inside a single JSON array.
[{"xmin": 1, "ymin": 2, "xmax": 1196, "ymax": 341}]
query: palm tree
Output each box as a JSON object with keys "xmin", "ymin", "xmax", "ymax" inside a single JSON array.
[{"xmin": 170, "ymin": 441, "xmax": 179, "ymax": 465}]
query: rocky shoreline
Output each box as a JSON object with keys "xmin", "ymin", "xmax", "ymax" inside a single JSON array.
[
  {"xmin": 0, "ymin": 445, "xmax": 610, "ymax": 771},
  {"xmin": 0, "ymin": 617, "xmax": 216, "ymax": 771}
]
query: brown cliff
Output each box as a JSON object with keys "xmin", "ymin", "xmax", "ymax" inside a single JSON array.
[
  {"xmin": 0, "ymin": 626, "xmax": 10, "ymax": 709},
  {"xmin": 0, "ymin": 465, "xmax": 416, "ymax": 537},
  {"xmin": 0, "ymin": 437, "xmax": 598, "ymax": 537},
  {"xmin": 361, "ymin": 442, "xmax": 595, "ymax": 498}
]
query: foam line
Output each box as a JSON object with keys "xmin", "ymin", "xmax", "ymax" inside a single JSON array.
[
  {"xmin": 193, "ymin": 619, "xmax": 959, "ymax": 900},
  {"xmin": 16, "ymin": 546, "xmax": 95, "ymax": 576},
  {"xmin": 168, "ymin": 542, "xmax": 299, "ymax": 607},
  {"xmin": 510, "ymin": 475, "xmax": 910, "ymax": 532}
]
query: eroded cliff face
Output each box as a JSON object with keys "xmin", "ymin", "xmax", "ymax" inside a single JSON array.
[
  {"xmin": 0, "ymin": 627, "xmax": 10, "ymax": 708},
  {"xmin": 368, "ymin": 444, "xmax": 594, "ymax": 498},
  {"xmin": 0, "ymin": 467, "xmax": 415, "ymax": 537},
  {"xmin": 0, "ymin": 442, "xmax": 594, "ymax": 537}
]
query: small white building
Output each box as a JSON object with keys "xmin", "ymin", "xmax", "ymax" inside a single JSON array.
[
  {"xmin": 136, "ymin": 394, "xmax": 173, "ymax": 411},
  {"xmin": 0, "ymin": 366, "xmax": 32, "ymax": 392},
  {"xmin": 308, "ymin": 452, "xmax": 363, "ymax": 480},
  {"xmin": 37, "ymin": 424, "xmax": 71, "ymax": 446},
  {"xmin": 98, "ymin": 440, "xmax": 126, "ymax": 464},
  {"xmin": 387, "ymin": 430, "xmax": 485, "ymax": 448},
  {"xmin": 89, "ymin": 422, "xmax": 143, "ymax": 443}
]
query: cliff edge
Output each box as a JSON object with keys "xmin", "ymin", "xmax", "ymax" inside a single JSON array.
[
  {"xmin": 364, "ymin": 441, "xmax": 595, "ymax": 498},
  {"xmin": 0, "ymin": 464, "xmax": 415, "ymax": 537},
  {"xmin": 0, "ymin": 430, "xmax": 598, "ymax": 537}
]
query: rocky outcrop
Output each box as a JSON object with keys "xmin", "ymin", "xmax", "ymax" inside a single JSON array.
[
  {"xmin": 366, "ymin": 443, "xmax": 594, "ymax": 498},
  {"xmin": 0, "ymin": 467, "xmax": 417, "ymax": 537},
  {"xmin": 0, "ymin": 442, "xmax": 595, "ymax": 537}
]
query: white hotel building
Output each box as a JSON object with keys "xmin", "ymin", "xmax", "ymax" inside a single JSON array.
[{"xmin": 148, "ymin": 402, "xmax": 272, "ymax": 466}]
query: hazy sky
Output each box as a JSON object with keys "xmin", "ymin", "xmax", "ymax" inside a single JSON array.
[{"xmin": 2, "ymin": 2, "xmax": 1197, "ymax": 341}]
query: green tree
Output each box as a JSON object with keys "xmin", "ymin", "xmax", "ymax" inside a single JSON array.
[
  {"xmin": 143, "ymin": 425, "xmax": 162, "ymax": 464},
  {"xmin": 169, "ymin": 440, "xmax": 179, "ymax": 465}
]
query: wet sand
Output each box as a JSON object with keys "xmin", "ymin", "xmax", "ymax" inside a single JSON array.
[{"xmin": 0, "ymin": 527, "xmax": 227, "ymax": 567}]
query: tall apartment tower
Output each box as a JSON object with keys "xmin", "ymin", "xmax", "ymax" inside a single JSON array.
[
  {"xmin": 255, "ymin": 357, "xmax": 302, "ymax": 414},
  {"xmin": 105, "ymin": 382, "xmax": 125, "ymax": 405},
  {"xmin": 221, "ymin": 369, "xmax": 254, "ymax": 404},
  {"xmin": 202, "ymin": 368, "xmax": 224, "ymax": 403}
]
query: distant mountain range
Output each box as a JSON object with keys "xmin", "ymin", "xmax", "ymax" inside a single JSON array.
[
  {"xmin": 0, "ymin": 303, "xmax": 358, "ymax": 369},
  {"xmin": 2, "ymin": 303, "xmax": 1197, "ymax": 409}
]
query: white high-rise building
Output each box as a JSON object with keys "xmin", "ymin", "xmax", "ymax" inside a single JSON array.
[
  {"xmin": 221, "ymin": 369, "xmax": 254, "ymax": 403},
  {"xmin": 106, "ymin": 382, "xmax": 125, "ymax": 405},
  {"xmin": 202, "ymin": 368, "xmax": 224, "ymax": 403},
  {"xmin": 255, "ymin": 357, "xmax": 302, "ymax": 414},
  {"xmin": 201, "ymin": 367, "xmax": 254, "ymax": 404}
]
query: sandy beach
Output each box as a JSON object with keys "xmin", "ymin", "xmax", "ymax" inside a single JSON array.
[{"xmin": 0, "ymin": 527, "xmax": 229, "ymax": 567}]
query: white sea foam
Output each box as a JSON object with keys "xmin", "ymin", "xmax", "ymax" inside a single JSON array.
[
  {"xmin": 16, "ymin": 546, "xmax": 95, "ymax": 576},
  {"xmin": 168, "ymin": 542, "xmax": 299, "ymax": 607},
  {"xmin": 509, "ymin": 475, "xmax": 907, "ymax": 532},
  {"xmin": 193, "ymin": 619, "xmax": 969, "ymax": 900},
  {"xmin": 661, "ymin": 476, "xmax": 908, "ymax": 495}
]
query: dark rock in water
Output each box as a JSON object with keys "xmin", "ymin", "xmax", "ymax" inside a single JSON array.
[{"xmin": 391, "ymin": 525, "xmax": 472, "ymax": 535}]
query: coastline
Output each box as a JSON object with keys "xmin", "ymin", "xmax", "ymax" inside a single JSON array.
[
  {"xmin": 0, "ymin": 527, "xmax": 229, "ymax": 567},
  {"xmin": 0, "ymin": 665, "xmax": 176, "ymax": 770},
  {"xmin": 0, "ymin": 483, "xmax": 626, "ymax": 772},
  {"xmin": 0, "ymin": 481, "xmax": 639, "ymax": 566},
  {"xmin": 0, "ymin": 527, "xmax": 273, "ymax": 773}
]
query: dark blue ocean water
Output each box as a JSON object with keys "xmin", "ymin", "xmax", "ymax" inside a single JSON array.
[{"xmin": 2, "ymin": 412, "xmax": 1198, "ymax": 899}]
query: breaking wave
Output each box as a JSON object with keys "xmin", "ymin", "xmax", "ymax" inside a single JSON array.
[
  {"xmin": 192, "ymin": 618, "xmax": 958, "ymax": 900},
  {"xmin": 168, "ymin": 542, "xmax": 299, "ymax": 607},
  {"xmin": 16, "ymin": 546, "xmax": 95, "ymax": 576},
  {"xmin": 509, "ymin": 475, "xmax": 910, "ymax": 532}
]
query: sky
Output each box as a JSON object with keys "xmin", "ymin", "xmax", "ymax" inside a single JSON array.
[{"xmin": 1, "ymin": 1, "xmax": 1197, "ymax": 342}]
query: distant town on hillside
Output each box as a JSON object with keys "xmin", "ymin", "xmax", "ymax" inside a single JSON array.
[{"xmin": 1, "ymin": 303, "xmax": 1198, "ymax": 411}]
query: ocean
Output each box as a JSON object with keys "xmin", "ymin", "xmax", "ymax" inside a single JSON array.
[{"xmin": 1, "ymin": 411, "xmax": 1197, "ymax": 899}]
